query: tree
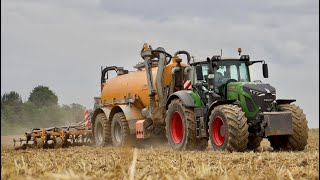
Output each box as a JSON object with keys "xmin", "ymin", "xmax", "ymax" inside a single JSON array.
[
  {"xmin": 60, "ymin": 103, "xmax": 86, "ymax": 124},
  {"xmin": 1, "ymin": 91, "xmax": 22, "ymax": 106},
  {"xmin": 28, "ymin": 86, "xmax": 58, "ymax": 107}
]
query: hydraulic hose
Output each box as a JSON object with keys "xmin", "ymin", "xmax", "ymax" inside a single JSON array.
[{"xmin": 174, "ymin": 51, "xmax": 191, "ymax": 65}]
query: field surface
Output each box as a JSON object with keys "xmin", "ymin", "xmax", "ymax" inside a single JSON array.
[{"xmin": 1, "ymin": 129, "xmax": 319, "ymax": 180}]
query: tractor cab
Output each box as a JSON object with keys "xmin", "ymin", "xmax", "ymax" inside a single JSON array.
[
  {"xmin": 193, "ymin": 54, "xmax": 268, "ymax": 100},
  {"xmin": 195, "ymin": 58, "xmax": 251, "ymax": 97}
]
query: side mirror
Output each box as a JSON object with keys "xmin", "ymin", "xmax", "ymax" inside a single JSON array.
[
  {"xmin": 263, "ymin": 63, "xmax": 268, "ymax": 78},
  {"xmin": 196, "ymin": 66, "xmax": 203, "ymax": 80}
]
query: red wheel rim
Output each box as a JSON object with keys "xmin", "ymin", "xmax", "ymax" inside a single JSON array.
[
  {"xmin": 170, "ymin": 111, "xmax": 184, "ymax": 144},
  {"xmin": 212, "ymin": 116, "xmax": 225, "ymax": 146}
]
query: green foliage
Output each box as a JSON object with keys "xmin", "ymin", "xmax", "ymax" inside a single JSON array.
[
  {"xmin": 1, "ymin": 86, "xmax": 88, "ymax": 135},
  {"xmin": 28, "ymin": 86, "xmax": 58, "ymax": 107},
  {"xmin": 1, "ymin": 91, "xmax": 22, "ymax": 106}
]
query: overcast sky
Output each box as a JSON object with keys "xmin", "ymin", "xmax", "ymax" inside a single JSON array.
[{"xmin": 1, "ymin": 0, "xmax": 319, "ymax": 127}]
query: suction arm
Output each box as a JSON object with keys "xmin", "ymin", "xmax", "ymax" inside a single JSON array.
[{"xmin": 174, "ymin": 51, "xmax": 191, "ymax": 64}]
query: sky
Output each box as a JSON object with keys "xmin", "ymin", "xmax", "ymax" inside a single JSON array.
[{"xmin": 1, "ymin": 0, "xmax": 319, "ymax": 127}]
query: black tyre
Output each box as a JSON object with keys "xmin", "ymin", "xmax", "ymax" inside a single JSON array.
[
  {"xmin": 111, "ymin": 112, "xmax": 133, "ymax": 147},
  {"xmin": 247, "ymin": 135, "xmax": 263, "ymax": 150},
  {"xmin": 269, "ymin": 104, "xmax": 308, "ymax": 151},
  {"xmin": 165, "ymin": 99, "xmax": 197, "ymax": 150},
  {"xmin": 94, "ymin": 113, "xmax": 111, "ymax": 147},
  {"xmin": 54, "ymin": 137, "xmax": 63, "ymax": 149},
  {"xmin": 208, "ymin": 104, "xmax": 249, "ymax": 152},
  {"xmin": 35, "ymin": 138, "xmax": 44, "ymax": 149}
]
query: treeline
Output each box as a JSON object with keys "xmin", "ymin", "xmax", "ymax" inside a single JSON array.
[{"xmin": 1, "ymin": 86, "xmax": 86, "ymax": 135}]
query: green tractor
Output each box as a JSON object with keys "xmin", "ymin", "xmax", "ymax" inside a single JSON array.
[{"xmin": 165, "ymin": 50, "xmax": 308, "ymax": 152}]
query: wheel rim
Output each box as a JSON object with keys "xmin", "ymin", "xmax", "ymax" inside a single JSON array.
[
  {"xmin": 96, "ymin": 122, "xmax": 103, "ymax": 143},
  {"xmin": 114, "ymin": 121, "xmax": 122, "ymax": 143},
  {"xmin": 212, "ymin": 116, "xmax": 225, "ymax": 146},
  {"xmin": 170, "ymin": 111, "xmax": 184, "ymax": 144}
]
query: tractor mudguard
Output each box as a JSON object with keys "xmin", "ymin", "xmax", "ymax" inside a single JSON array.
[
  {"xmin": 276, "ymin": 99, "xmax": 296, "ymax": 105},
  {"xmin": 166, "ymin": 90, "xmax": 201, "ymax": 108},
  {"xmin": 208, "ymin": 99, "xmax": 237, "ymax": 114}
]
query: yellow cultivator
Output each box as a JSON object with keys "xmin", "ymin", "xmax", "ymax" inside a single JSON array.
[{"xmin": 13, "ymin": 110, "xmax": 93, "ymax": 150}]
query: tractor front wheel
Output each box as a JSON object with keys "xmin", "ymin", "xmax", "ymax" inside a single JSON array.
[
  {"xmin": 208, "ymin": 104, "xmax": 249, "ymax": 152},
  {"xmin": 269, "ymin": 104, "xmax": 308, "ymax": 151}
]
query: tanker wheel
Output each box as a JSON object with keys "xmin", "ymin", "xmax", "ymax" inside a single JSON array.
[
  {"xmin": 268, "ymin": 104, "xmax": 308, "ymax": 151},
  {"xmin": 247, "ymin": 135, "xmax": 263, "ymax": 151},
  {"xmin": 165, "ymin": 99, "xmax": 197, "ymax": 150},
  {"xmin": 94, "ymin": 113, "xmax": 111, "ymax": 147},
  {"xmin": 54, "ymin": 137, "xmax": 63, "ymax": 149},
  {"xmin": 35, "ymin": 138, "xmax": 44, "ymax": 149},
  {"xmin": 208, "ymin": 104, "xmax": 249, "ymax": 152},
  {"xmin": 111, "ymin": 112, "xmax": 133, "ymax": 147}
]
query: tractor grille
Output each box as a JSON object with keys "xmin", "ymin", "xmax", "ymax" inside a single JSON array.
[
  {"xmin": 243, "ymin": 83, "xmax": 276, "ymax": 113},
  {"xmin": 251, "ymin": 93, "xmax": 275, "ymax": 112}
]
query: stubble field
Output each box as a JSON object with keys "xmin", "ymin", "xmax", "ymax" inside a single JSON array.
[{"xmin": 1, "ymin": 129, "xmax": 319, "ymax": 180}]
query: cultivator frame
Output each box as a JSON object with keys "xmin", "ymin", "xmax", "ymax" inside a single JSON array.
[{"xmin": 13, "ymin": 110, "xmax": 93, "ymax": 150}]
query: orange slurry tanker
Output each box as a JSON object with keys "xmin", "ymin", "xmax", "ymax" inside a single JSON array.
[{"xmin": 92, "ymin": 43, "xmax": 206, "ymax": 149}]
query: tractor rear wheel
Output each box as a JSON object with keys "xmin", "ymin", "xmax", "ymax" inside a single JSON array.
[
  {"xmin": 208, "ymin": 104, "xmax": 249, "ymax": 152},
  {"xmin": 165, "ymin": 99, "xmax": 197, "ymax": 150},
  {"xmin": 111, "ymin": 112, "xmax": 133, "ymax": 147},
  {"xmin": 94, "ymin": 113, "xmax": 111, "ymax": 147},
  {"xmin": 269, "ymin": 104, "xmax": 308, "ymax": 151}
]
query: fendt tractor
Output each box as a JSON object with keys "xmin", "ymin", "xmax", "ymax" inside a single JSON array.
[{"xmin": 92, "ymin": 43, "xmax": 308, "ymax": 152}]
